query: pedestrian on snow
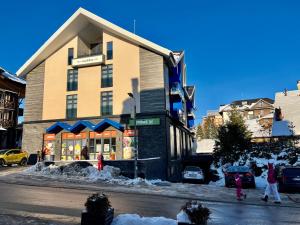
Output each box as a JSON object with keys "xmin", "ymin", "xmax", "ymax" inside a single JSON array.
[
  {"xmin": 261, "ymin": 162, "xmax": 281, "ymax": 204},
  {"xmin": 235, "ymin": 173, "xmax": 246, "ymax": 201},
  {"xmin": 41, "ymin": 147, "xmax": 46, "ymax": 161},
  {"xmin": 97, "ymin": 152, "xmax": 104, "ymax": 171},
  {"xmin": 81, "ymin": 146, "xmax": 89, "ymax": 160}
]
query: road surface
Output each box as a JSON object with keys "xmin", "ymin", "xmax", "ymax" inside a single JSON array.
[{"xmin": 0, "ymin": 181, "xmax": 300, "ymax": 225}]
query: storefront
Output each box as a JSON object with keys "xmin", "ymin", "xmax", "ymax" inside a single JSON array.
[{"xmin": 61, "ymin": 132, "xmax": 87, "ymax": 160}]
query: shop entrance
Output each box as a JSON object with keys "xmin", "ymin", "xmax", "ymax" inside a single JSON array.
[
  {"xmin": 89, "ymin": 131, "xmax": 117, "ymax": 160},
  {"xmin": 61, "ymin": 133, "xmax": 87, "ymax": 161}
]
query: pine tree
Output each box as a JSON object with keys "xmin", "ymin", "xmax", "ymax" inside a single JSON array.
[{"xmin": 213, "ymin": 108, "xmax": 252, "ymax": 165}]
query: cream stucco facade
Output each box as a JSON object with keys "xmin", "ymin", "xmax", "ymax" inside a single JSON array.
[{"xmin": 42, "ymin": 30, "xmax": 140, "ymax": 120}]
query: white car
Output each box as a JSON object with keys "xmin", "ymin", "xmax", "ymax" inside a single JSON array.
[{"xmin": 182, "ymin": 166, "xmax": 204, "ymax": 183}]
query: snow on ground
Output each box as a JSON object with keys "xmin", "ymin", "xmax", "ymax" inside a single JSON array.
[
  {"xmin": 209, "ymin": 149, "xmax": 291, "ymax": 189},
  {"xmin": 112, "ymin": 214, "xmax": 176, "ymax": 225},
  {"xmin": 23, "ymin": 163, "xmax": 167, "ymax": 187}
]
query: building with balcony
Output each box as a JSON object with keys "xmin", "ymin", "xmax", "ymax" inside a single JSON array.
[
  {"xmin": 17, "ymin": 8, "xmax": 196, "ymax": 181},
  {"xmin": 0, "ymin": 67, "xmax": 26, "ymax": 148}
]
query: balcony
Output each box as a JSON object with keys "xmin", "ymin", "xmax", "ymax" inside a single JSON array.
[
  {"xmin": 170, "ymin": 83, "xmax": 184, "ymax": 100},
  {"xmin": 72, "ymin": 54, "xmax": 105, "ymax": 68},
  {"xmin": 0, "ymin": 100, "xmax": 15, "ymax": 109},
  {"xmin": 0, "ymin": 119, "xmax": 15, "ymax": 128}
]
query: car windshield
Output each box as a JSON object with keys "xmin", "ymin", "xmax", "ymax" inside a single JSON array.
[
  {"xmin": 185, "ymin": 166, "xmax": 201, "ymax": 172},
  {"xmin": 227, "ymin": 166, "xmax": 249, "ymax": 173},
  {"xmin": 0, "ymin": 149, "xmax": 9, "ymax": 155}
]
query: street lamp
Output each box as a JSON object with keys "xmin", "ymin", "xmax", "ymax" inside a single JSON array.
[{"xmin": 128, "ymin": 92, "xmax": 138, "ymax": 179}]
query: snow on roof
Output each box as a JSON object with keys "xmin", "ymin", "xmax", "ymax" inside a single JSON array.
[
  {"xmin": 245, "ymin": 119, "xmax": 271, "ymax": 138},
  {"xmin": 0, "ymin": 67, "xmax": 26, "ymax": 85},
  {"xmin": 260, "ymin": 113, "xmax": 274, "ymax": 120},
  {"xmin": 17, "ymin": 8, "xmax": 181, "ymax": 76}
]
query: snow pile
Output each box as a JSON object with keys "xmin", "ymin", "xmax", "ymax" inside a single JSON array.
[
  {"xmin": 112, "ymin": 214, "xmax": 176, "ymax": 225},
  {"xmin": 23, "ymin": 162, "xmax": 167, "ymax": 187},
  {"xmin": 209, "ymin": 149, "xmax": 292, "ymax": 188}
]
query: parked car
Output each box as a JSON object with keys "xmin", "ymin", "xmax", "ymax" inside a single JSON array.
[
  {"xmin": 278, "ymin": 167, "xmax": 300, "ymax": 193},
  {"xmin": 182, "ymin": 166, "xmax": 204, "ymax": 183},
  {"xmin": 224, "ymin": 166, "xmax": 256, "ymax": 188},
  {"xmin": 0, "ymin": 149, "xmax": 28, "ymax": 167}
]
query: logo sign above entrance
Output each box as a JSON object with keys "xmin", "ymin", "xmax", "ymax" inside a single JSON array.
[
  {"xmin": 72, "ymin": 55, "xmax": 104, "ymax": 67},
  {"xmin": 129, "ymin": 118, "xmax": 160, "ymax": 126}
]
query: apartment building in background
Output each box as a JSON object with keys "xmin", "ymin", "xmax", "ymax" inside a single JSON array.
[
  {"xmin": 17, "ymin": 8, "xmax": 196, "ymax": 181},
  {"xmin": 0, "ymin": 67, "xmax": 26, "ymax": 148}
]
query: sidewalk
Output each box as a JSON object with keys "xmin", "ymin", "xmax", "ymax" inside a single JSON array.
[
  {"xmin": 1, "ymin": 171, "xmax": 300, "ymax": 208},
  {"xmin": 0, "ymin": 213, "xmax": 67, "ymax": 225}
]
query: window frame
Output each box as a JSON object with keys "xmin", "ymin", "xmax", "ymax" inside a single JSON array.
[
  {"xmin": 101, "ymin": 91, "xmax": 113, "ymax": 116},
  {"xmin": 101, "ymin": 64, "xmax": 113, "ymax": 88},
  {"xmin": 68, "ymin": 48, "xmax": 74, "ymax": 65},
  {"xmin": 66, "ymin": 94, "xmax": 77, "ymax": 119},
  {"xmin": 67, "ymin": 69, "xmax": 78, "ymax": 91},
  {"xmin": 106, "ymin": 42, "xmax": 113, "ymax": 60}
]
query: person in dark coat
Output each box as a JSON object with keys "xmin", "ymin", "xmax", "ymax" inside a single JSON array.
[{"xmin": 81, "ymin": 146, "xmax": 89, "ymax": 160}]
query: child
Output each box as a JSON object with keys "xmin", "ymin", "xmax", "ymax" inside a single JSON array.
[{"xmin": 235, "ymin": 173, "xmax": 247, "ymax": 201}]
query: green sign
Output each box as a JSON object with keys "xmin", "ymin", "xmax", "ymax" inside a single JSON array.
[{"xmin": 129, "ymin": 118, "xmax": 160, "ymax": 126}]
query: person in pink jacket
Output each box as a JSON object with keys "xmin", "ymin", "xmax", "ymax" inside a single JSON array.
[
  {"xmin": 261, "ymin": 162, "xmax": 281, "ymax": 204},
  {"xmin": 235, "ymin": 173, "xmax": 246, "ymax": 201}
]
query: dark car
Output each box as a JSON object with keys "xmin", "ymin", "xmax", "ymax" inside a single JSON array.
[
  {"xmin": 224, "ymin": 166, "xmax": 256, "ymax": 188},
  {"xmin": 278, "ymin": 167, "xmax": 300, "ymax": 193}
]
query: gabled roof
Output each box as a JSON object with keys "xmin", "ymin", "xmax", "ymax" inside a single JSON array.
[
  {"xmin": 249, "ymin": 98, "xmax": 274, "ymax": 110},
  {"xmin": 0, "ymin": 67, "xmax": 26, "ymax": 85},
  {"xmin": 94, "ymin": 118, "xmax": 124, "ymax": 132},
  {"xmin": 70, "ymin": 120, "xmax": 95, "ymax": 133},
  {"xmin": 46, "ymin": 122, "xmax": 72, "ymax": 134},
  {"xmin": 17, "ymin": 8, "xmax": 179, "ymax": 76},
  {"xmin": 231, "ymin": 98, "xmax": 274, "ymax": 107}
]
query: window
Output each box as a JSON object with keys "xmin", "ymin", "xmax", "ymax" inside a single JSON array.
[
  {"xmin": 107, "ymin": 42, "xmax": 113, "ymax": 60},
  {"xmin": 101, "ymin": 65, "xmax": 113, "ymax": 88},
  {"xmin": 68, "ymin": 48, "xmax": 74, "ymax": 65},
  {"xmin": 67, "ymin": 69, "xmax": 78, "ymax": 91},
  {"xmin": 66, "ymin": 95, "xmax": 77, "ymax": 119},
  {"xmin": 101, "ymin": 91, "xmax": 113, "ymax": 116}
]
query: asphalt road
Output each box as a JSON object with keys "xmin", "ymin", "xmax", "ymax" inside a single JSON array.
[{"xmin": 0, "ymin": 181, "xmax": 300, "ymax": 225}]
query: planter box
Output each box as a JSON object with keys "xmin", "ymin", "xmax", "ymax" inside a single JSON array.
[{"xmin": 81, "ymin": 207, "xmax": 114, "ymax": 225}]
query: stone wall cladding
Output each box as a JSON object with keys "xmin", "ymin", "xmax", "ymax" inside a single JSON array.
[
  {"xmin": 139, "ymin": 48, "xmax": 166, "ymax": 113},
  {"xmin": 24, "ymin": 62, "xmax": 45, "ymax": 122}
]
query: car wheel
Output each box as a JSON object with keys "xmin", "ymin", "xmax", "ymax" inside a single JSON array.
[
  {"xmin": 19, "ymin": 158, "xmax": 27, "ymax": 166},
  {"xmin": 278, "ymin": 184, "xmax": 285, "ymax": 193},
  {"xmin": 7, "ymin": 164, "xmax": 12, "ymax": 167},
  {"xmin": 0, "ymin": 159, "xmax": 5, "ymax": 167}
]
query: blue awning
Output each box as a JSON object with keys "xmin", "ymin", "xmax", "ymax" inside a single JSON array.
[
  {"xmin": 70, "ymin": 120, "xmax": 95, "ymax": 133},
  {"xmin": 46, "ymin": 122, "xmax": 72, "ymax": 134},
  {"xmin": 94, "ymin": 118, "xmax": 124, "ymax": 132}
]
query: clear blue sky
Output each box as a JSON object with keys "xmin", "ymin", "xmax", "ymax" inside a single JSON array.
[{"xmin": 1, "ymin": 0, "xmax": 300, "ymax": 125}]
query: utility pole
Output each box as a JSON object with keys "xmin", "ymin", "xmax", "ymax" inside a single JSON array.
[{"xmin": 128, "ymin": 93, "xmax": 138, "ymax": 179}]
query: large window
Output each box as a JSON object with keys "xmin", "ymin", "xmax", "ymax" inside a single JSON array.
[
  {"xmin": 66, "ymin": 95, "xmax": 77, "ymax": 119},
  {"xmin": 107, "ymin": 42, "xmax": 113, "ymax": 60},
  {"xmin": 68, "ymin": 48, "xmax": 74, "ymax": 65},
  {"xmin": 67, "ymin": 69, "xmax": 78, "ymax": 91},
  {"xmin": 101, "ymin": 65, "xmax": 113, "ymax": 88},
  {"xmin": 101, "ymin": 91, "xmax": 113, "ymax": 116}
]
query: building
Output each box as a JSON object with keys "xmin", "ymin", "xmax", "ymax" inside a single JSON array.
[
  {"xmin": 272, "ymin": 81, "xmax": 300, "ymax": 137},
  {"xmin": 219, "ymin": 98, "xmax": 274, "ymax": 123},
  {"xmin": 17, "ymin": 8, "xmax": 196, "ymax": 181},
  {"xmin": 0, "ymin": 67, "xmax": 26, "ymax": 148},
  {"xmin": 202, "ymin": 110, "xmax": 223, "ymax": 128}
]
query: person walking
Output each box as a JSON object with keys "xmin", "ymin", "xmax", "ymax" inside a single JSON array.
[
  {"xmin": 235, "ymin": 173, "xmax": 246, "ymax": 201},
  {"xmin": 97, "ymin": 152, "xmax": 104, "ymax": 171},
  {"xmin": 261, "ymin": 162, "xmax": 281, "ymax": 204}
]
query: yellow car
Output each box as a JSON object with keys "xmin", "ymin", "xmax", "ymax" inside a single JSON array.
[{"xmin": 0, "ymin": 149, "xmax": 28, "ymax": 166}]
